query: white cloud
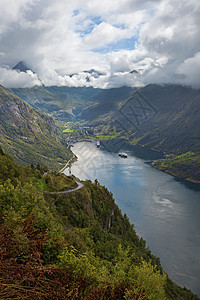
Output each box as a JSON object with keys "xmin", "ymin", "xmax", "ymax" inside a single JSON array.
[
  {"xmin": 177, "ymin": 52, "xmax": 200, "ymax": 88},
  {"xmin": 0, "ymin": 0, "xmax": 199, "ymax": 88},
  {"xmin": 0, "ymin": 66, "xmax": 41, "ymax": 88},
  {"xmin": 0, "ymin": 0, "xmax": 33, "ymax": 33},
  {"xmin": 138, "ymin": 0, "xmax": 200, "ymax": 87},
  {"xmin": 83, "ymin": 22, "xmax": 130, "ymax": 49}
]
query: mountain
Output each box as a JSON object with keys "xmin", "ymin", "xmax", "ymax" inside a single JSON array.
[
  {"xmin": 0, "ymin": 85, "xmax": 72, "ymax": 169},
  {"xmin": 120, "ymin": 84, "xmax": 200, "ymax": 182},
  {"xmin": 12, "ymin": 61, "xmax": 33, "ymax": 73},
  {"xmin": 70, "ymin": 68, "xmax": 105, "ymax": 78},
  {"xmin": 111, "ymin": 84, "xmax": 200, "ymax": 153},
  {"xmin": 129, "ymin": 69, "xmax": 139, "ymax": 74},
  {"xmin": 11, "ymin": 84, "xmax": 200, "ymax": 154},
  {"xmin": 85, "ymin": 68, "xmax": 105, "ymax": 76}
]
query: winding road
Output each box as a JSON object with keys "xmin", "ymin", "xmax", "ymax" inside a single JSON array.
[
  {"xmin": 44, "ymin": 180, "xmax": 84, "ymax": 195},
  {"xmin": 65, "ymin": 180, "xmax": 84, "ymax": 193}
]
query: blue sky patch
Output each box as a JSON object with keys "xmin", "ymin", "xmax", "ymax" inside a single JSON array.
[{"xmin": 92, "ymin": 37, "xmax": 138, "ymax": 53}]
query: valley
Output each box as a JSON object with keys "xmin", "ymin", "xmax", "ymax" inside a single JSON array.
[{"xmin": 11, "ymin": 83, "xmax": 200, "ymax": 182}]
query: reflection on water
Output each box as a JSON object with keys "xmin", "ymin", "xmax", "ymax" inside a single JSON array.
[{"xmin": 64, "ymin": 141, "xmax": 200, "ymax": 296}]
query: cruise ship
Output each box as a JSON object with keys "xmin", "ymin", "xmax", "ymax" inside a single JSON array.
[
  {"xmin": 96, "ymin": 140, "xmax": 100, "ymax": 148},
  {"xmin": 118, "ymin": 152, "xmax": 128, "ymax": 158}
]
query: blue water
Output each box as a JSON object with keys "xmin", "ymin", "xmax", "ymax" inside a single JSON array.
[{"xmin": 64, "ymin": 141, "xmax": 200, "ymax": 296}]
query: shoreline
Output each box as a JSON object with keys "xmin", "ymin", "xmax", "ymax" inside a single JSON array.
[
  {"xmin": 151, "ymin": 165, "xmax": 200, "ymax": 184},
  {"xmin": 59, "ymin": 153, "xmax": 77, "ymax": 173},
  {"xmin": 125, "ymin": 140, "xmax": 200, "ymax": 185}
]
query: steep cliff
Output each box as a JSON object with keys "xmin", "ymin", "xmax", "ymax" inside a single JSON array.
[{"xmin": 0, "ymin": 85, "xmax": 72, "ymax": 169}]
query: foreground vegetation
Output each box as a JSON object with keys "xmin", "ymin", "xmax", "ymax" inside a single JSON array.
[{"xmin": 0, "ymin": 147, "xmax": 198, "ymax": 299}]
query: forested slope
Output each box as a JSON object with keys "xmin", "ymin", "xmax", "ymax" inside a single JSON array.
[{"xmin": 0, "ymin": 148, "xmax": 198, "ymax": 299}]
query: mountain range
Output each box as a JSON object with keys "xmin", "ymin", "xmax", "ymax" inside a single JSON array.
[{"xmin": 11, "ymin": 84, "xmax": 200, "ymax": 153}]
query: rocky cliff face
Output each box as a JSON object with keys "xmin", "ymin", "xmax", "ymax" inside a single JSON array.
[
  {"xmin": 0, "ymin": 86, "xmax": 56, "ymax": 137},
  {"xmin": 0, "ymin": 85, "xmax": 71, "ymax": 169}
]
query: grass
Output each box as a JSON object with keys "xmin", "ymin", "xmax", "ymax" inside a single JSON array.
[
  {"xmin": 95, "ymin": 134, "xmax": 119, "ymax": 140},
  {"xmin": 29, "ymin": 177, "xmax": 48, "ymax": 191},
  {"xmin": 29, "ymin": 173, "xmax": 77, "ymax": 192},
  {"xmin": 63, "ymin": 128, "xmax": 74, "ymax": 133},
  {"xmin": 44, "ymin": 173, "xmax": 77, "ymax": 192}
]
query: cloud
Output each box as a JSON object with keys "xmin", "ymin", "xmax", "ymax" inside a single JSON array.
[
  {"xmin": 83, "ymin": 22, "xmax": 131, "ymax": 49},
  {"xmin": 0, "ymin": 66, "xmax": 41, "ymax": 88},
  {"xmin": 177, "ymin": 52, "xmax": 200, "ymax": 88},
  {"xmin": 0, "ymin": 0, "xmax": 33, "ymax": 34},
  {"xmin": 138, "ymin": 0, "xmax": 200, "ymax": 87},
  {"xmin": 0, "ymin": 0, "xmax": 199, "ymax": 88}
]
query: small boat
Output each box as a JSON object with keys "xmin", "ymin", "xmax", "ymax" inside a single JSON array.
[
  {"xmin": 118, "ymin": 152, "xmax": 128, "ymax": 158},
  {"xmin": 96, "ymin": 140, "xmax": 100, "ymax": 148}
]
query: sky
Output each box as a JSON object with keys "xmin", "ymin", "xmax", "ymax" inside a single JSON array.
[{"xmin": 0, "ymin": 0, "xmax": 200, "ymax": 89}]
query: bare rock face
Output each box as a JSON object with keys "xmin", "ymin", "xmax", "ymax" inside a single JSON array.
[
  {"xmin": 0, "ymin": 85, "xmax": 70, "ymax": 169},
  {"xmin": 0, "ymin": 85, "xmax": 56, "ymax": 139}
]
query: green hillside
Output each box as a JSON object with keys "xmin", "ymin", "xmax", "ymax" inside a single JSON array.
[
  {"xmin": 0, "ymin": 85, "xmax": 72, "ymax": 170},
  {"xmin": 0, "ymin": 148, "xmax": 198, "ymax": 299}
]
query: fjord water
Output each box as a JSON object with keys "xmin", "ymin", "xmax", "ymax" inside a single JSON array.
[{"xmin": 64, "ymin": 141, "xmax": 200, "ymax": 295}]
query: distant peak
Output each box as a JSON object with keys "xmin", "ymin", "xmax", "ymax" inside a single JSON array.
[
  {"xmin": 12, "ymin": 61, "xmax": 33, "ymax": 73},
  {"xmin": 85, "ymin": 69, "xmax": 104, "ymax": 76},
  {"xmin": 129, "ymin": 69, "xmax": 138, "ymax": 74},
  {"xmin": 69, "ymin": 69, "xmax": 105, "ymax": 78}
]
